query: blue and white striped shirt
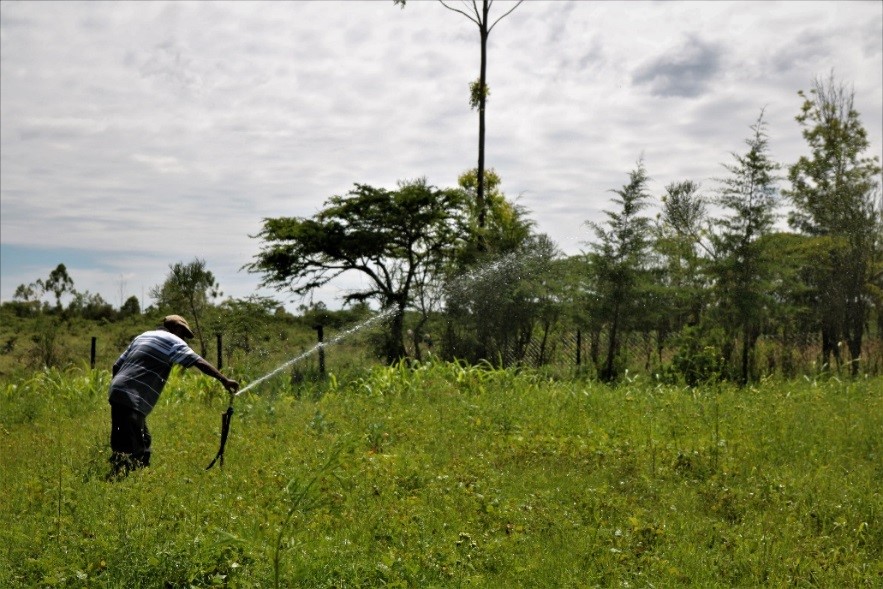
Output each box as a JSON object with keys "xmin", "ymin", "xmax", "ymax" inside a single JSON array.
[{"xmin": 108, "ymin": 329, "xmax": 201, "ymax": 415}]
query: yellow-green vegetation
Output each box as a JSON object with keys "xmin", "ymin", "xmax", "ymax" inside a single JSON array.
[
  {"xmin": 0, "ymin": 308, "xmax": 378, "ymax": 385},
  {"xmin": 1, "ymin": 364, "xmax": 880, "ymax": 587}
]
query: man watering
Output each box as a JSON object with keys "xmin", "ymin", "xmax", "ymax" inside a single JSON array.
[{"xmin": 107, "ymin": 314, "xmax": 239, "ymax": 477}]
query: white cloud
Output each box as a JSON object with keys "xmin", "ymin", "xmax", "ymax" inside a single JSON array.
[{"xmin": 1, "ymin": 0, "xmax": 881, "ymax": 309}]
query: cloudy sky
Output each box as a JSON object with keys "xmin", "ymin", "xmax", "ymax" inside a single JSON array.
[{"xmin": 2, "ymin": 0, "xmax": 881, "ymax": 311}]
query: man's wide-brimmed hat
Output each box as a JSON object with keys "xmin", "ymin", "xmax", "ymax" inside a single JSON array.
[{"xmin": 163, "ymin": 314, "xmax": 195, "ymax": 339}]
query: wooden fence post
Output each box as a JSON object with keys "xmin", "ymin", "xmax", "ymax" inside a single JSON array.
[
  {"xmin": 90, "ymin": 336, "xmax": 97, "ymax": 369},
  {"xmin": 216, "ymin": 333, "xmax": 223, "ymax": 370}
]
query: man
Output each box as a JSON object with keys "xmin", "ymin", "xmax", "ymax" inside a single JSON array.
[{"xmin": 108, "ymin": 314, "xmax": 239, "ymax": 477}]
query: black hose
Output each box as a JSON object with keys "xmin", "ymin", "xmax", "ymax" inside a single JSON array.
[{"xmin": 206, "ymin": 403, "xmax": 234, "ymax": 470}]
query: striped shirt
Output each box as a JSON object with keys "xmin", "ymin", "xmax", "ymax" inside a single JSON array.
[{"xmin": 108, "ymin": 329, "xmax": 201, "ymax": 415}]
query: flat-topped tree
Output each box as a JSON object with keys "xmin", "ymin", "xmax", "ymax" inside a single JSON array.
[{"xmin": 247, "ymin": 179, "xmax": 469, "ymax": 364}]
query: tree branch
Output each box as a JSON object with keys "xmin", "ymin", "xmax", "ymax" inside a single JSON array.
[
  {"xmin": 438, "ymin": 0, "xmax": 480, "ymax": 26},
  {"xmin": 488, "ymin": 0, "xmax": 523, "ymax": 32}
]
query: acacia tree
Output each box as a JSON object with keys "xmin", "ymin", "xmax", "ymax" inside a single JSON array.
[
  {"xmin": 709, "ymin": 110, "xmax": 780, "ymax": 384},
  {"xmin": 151, "ymin": 258, "xmax": 221, "ymax": 356},
  {"xmin": 784, "ymin": 73, "xmax": 882, "ymax": 375},
  {"xmin": 247, "ymin": 179, "xmax": 469, "ymax": 363},
  {"xmin": 395, "ymin": 0, "xmax": 523, "ymax": 248},
  {"xmin": 586, "ymin": 161, "xmax": 654, "ymax": 382}
]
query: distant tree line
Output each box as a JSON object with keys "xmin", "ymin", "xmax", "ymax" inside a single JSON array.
[
  {"xmin": 5, "ymin": 75, "xmax": 881, "ymax": 383},
  {"xmin": 8, "ymin": 263, "xmax": 141, "ymax": 322}
]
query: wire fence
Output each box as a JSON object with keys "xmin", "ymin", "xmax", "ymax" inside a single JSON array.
[
  {"xmin": 13, "ymin": 320, "xmax": 881, "ymax": 385},
  {"xmin": 507, "ymin": 329, "xmax": 883, "ymax": 379}
]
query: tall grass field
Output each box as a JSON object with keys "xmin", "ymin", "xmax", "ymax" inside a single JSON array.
[{"xmin": 1, "ymin": 363, "xmax": 880, "ymax": 587}]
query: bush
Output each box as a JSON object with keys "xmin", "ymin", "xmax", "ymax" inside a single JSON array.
[{"xmin": 668, "ymin": 324, "xmax": 726, "ymax": 386}]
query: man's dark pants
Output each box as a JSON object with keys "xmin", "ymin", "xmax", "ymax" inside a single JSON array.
[{"xmin": 109, "ymin": 403, "xmax": 151, "ymax": 477}]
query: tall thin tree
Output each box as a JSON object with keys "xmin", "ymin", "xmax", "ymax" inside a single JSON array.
[
  {"xmin": 711, "ymin": 110, "xmax": 780, "ymax": 384},
  {"xmin": 395, "ymin": 0, "xmax": 523, "ymax": 250},
  {"xmin": 586, "ymin": 160, "xmax": 653, "ymax": 382}
]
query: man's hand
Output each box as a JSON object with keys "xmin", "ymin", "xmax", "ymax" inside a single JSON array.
[
  {"xmin": 222, "ymin": 377, "xmax": 240, "ymax": 395},
  {"xmin": 194, "ymin": 358, "xmax": 239, "ymax": 394}
]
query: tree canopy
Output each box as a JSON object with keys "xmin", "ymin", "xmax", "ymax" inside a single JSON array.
[{"xmin": 248, "ymin": 178, "xmax": 470, "ymax": 362}]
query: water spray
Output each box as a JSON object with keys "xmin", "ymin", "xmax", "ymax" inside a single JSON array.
[
  {"xmin": 206, "ymin": 307, "xmax": 396, "ymax": 469},
  {"xmin": 235, "ymin": 306, "xmax": 397, "ymax": 396}
]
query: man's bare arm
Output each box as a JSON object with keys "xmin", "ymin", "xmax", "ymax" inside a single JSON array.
[{"xmin": 193, "ymin": 358, "xmax": 239, "ymax": 394}]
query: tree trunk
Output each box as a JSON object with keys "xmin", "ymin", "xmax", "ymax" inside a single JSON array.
[
  {"xmin": 846, "ymin": 303, "xmax": 864, "ymax": 377},
  {"xmin": 188, "ymin": 296, "xmax": 208, "ymax": 357},
  {"xmin": 602, "ymin": 301, "xmax": 621, "ymax": 382},
  {"xmin": 821, "ymin": 326, "xmax": 840, "ymax": 372},
  {"xmin": 385, "ymin": 306, "xmax": 408, "ymax": 365},
  {"xmin": 740, "ymin": 326, "xmax": 751, "ymax": 385},
  {"xmin": 476, "ymin": 1, "xmax": 489, "ymax": 251}
]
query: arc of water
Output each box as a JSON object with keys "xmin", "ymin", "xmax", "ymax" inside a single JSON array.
[
  {"xmin": 235, "ymin": 307, "xmax": 396, "ymax": 396},
  {"xmin": 444, "ymin": 251, "xmax": 523, "ymax": 296}
]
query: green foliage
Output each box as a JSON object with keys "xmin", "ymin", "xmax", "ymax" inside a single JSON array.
[
  {"xmin": 150, "ymin": 258, "xmax": 222, "ymax": 356},
  {"xmin": 44, "ymin": 264, "xmax": 76, "ymax": 310},
  {"xmin": 714, "ymin": 110, "xmax": 780, "ymax": 244},
  {"xmin": 441, "ymin": 170, "xmax": 554, "ymax": 365},
  {"xmin": 12, "ymin": 263, "xmax": 75, "ymax": 314},
  {"xmin": 468, "ymin": 77, "xmax": 489, "ymax": 110},
  {"xmin": 454, "ymin": 168, "xmax": 533, "ymax": 260},
  {"xmin": 666, "ymin": 324, "xmax": 726, "ymax": 386},
  {"xmin": 654, "ymin": 179, "xmax": 710, "ymax": 328},
  {"xmin": 29, "ymin": 316, "xmax": 65, "ymax": 369},
  {"xmin": 786, "ymin": 73, "xmax": 880, "ymax": 236},
  {"xmin": 67, "ymin": 291, "xmax": 115, "ymax": 321},
  {"xmin": 119, "ymin": 295, "xmax": 141, "ymax": 318},
  {"xmin": 249, "ymin": 180, "xmax": 468, "ymax": 300},
  {"xmin": 784, "ymin": 72, "xmax": 883, "ymax": 375},
  {"xmin": 6, "ymin": 266, "xmax": 139, "ymax": 324},
  {"xmin": 0, "ymin": 365, "xmax": 109, "ymax": 427},
  {"xmin": 708, "ymin": 110, "xmax": 781, "ymax": 384},
  {"xmin": 1, "ymin": 365, "xmax": 880, "ymax": 587}
]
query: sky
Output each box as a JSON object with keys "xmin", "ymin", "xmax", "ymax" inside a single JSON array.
[{"xmin": 2, "ymin": 0, "xmax": 881, "ymax": 312}]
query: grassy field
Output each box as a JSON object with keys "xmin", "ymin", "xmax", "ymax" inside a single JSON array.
[{"xmin": 1, "ymin": 363, "xmax": 880, "ymax": 587}]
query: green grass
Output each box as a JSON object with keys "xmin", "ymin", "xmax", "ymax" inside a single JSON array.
[{"xmin": 1, "ymin": 364, "xmax": 881, "ymax": 587}]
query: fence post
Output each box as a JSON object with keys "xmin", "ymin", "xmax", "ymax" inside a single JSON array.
[
  {"xmin": 216, "ymin": 333, "xmax": 223, "ymax": 370},
  {"xmin": 90, "ymin": 336, "xmax": 97, "ymax": 369},
  {"xmin": 314, "ymin": 325, "xmax": 325, "ymax": 376}
]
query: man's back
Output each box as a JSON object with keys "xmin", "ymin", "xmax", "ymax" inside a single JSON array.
[{"xmin": 109, "ymin": 329, "xmax": 201, "ymax": 415}]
